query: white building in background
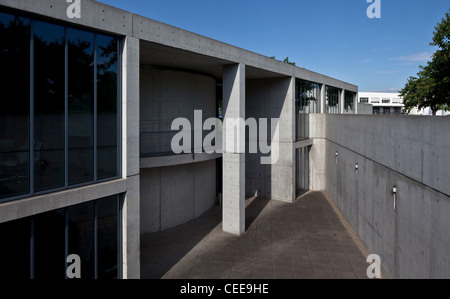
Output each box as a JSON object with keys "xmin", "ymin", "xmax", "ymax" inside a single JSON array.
[
  {"xmin": 409, "ymin": 107, "xmax": 450, "ymax": 116},
  {"xmin": 358, "ymin": 91, "xmax": 450, "ymax": 116},
  {"xmin": 358, "ymin": 92, "xmax": 404, "ymax": 115}
]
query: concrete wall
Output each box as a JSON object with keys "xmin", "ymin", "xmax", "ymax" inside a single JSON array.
[
  {"xmin": 140, "ymin": 68, "xmax": 216, "ymax": 155},
  {"xmin": 245, "ymin": 77, "xmax": 295, "ymax": 202},
  {"xmin": 140, "ymin": 160, "xmax": 216, "ymax": 234},
  {"xmin": 310, "ymin": 114, "xmax": 450, "ymax": 278}
]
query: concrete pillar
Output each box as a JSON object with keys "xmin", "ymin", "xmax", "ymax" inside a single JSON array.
[
  {"xmin": 272, "ymin": 76, "xmax": 296, "ymax": 203},
  {"xmin": 320, "ymin": 84, "xmax": 327, "ymax": 114},
  {"xmin": 122, "ymin": 36, "xmax": 140, "ymax": 279},
  {"xmin": 354, "ymin": 92, "xmax": 358, "ymax": 114},
  {"xmin": 340, "ymin": 89, "xmax": 345, "ymax": 114},
  {"xmin": 222, "ymin": 63, "xmax": 245, "ymax": 236},
  {"xmin": 319, "ymin": 84, "xmax": 327, "ymax": 113}
]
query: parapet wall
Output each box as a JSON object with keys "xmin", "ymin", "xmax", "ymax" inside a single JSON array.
[{"xmin": 310, "ymin": 114, "xmax": 450, "ymax": 278}]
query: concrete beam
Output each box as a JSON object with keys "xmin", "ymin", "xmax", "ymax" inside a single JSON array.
[{"xmin": 222, "ymin": 63, "xmax": 245, "ymax": 236}]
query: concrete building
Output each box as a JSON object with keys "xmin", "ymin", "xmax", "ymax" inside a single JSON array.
[
  {"xmin": 358, "ymin": 91, "xmax": 450, "ymax": 116},
  {"xmin": 0, "ymin": 0, "xmax": 449, "ymax": 279}
]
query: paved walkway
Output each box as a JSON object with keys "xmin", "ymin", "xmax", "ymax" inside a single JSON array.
[{"xmin": 141, "ymin": 191, "xmax": 370, "ymax": 279}]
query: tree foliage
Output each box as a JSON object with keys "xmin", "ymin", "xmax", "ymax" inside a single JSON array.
[
  {"xmin": 400, "ymin": 10, "xmax": 450, "ymax": 115},
  {"xmin": 269, "ymin": 55, "xmax": 296, "ymax": 66}
]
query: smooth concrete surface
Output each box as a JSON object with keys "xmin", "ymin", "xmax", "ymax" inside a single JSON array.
[
  {"xmin": 141, "ymin": 191, "xmax": 371, "ymax": 279},
  {"xmin": 124, "ymin": 36, "xmax": 140, "ymax": 178},
  {"xmin": 357, "ymin": 103, "xmax": 373, "ymax": 115},
  {"xmin": 0, "ymin": 179, "xmax": 127, "ymax": 224},
  {"xmin": 140, "ymin": 68, "xmax": 216, "ymax": 157},
  {"xmin": 0, "ymin": 0, "xmax": 133, "ymax": 36},
  {"xmin": 123, "ymin": 175, "xmax": 141, "ymax": 279},
  {"xmin": 140, "ymin": 160, "xmax": 217, "ymax": 234},
  {"xmin": 222, "ymin": 64, "xmax": 246, "ymax": 236},
  {"xmin": 140, "ymin": 152, "xmax": 221, "ymax": 169},
  {"xmin": 309, "ymin": 114, "xmax": 450, "ymax": 278},
  {"xmin": 245, "ymin": 78, "xmax": 295, "ymax": 202}
]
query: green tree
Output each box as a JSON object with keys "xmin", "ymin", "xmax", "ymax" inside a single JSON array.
[
  {"xmin": 400, "ymin": 10, "xmax": 450, "ymax": 115},
  {"xmin": 269, "ymin": 56, "xmax": 296, "ymax": 66}
]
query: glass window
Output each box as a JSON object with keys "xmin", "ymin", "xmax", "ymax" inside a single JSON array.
[
  {"xmin": 373, "ymin": 107, "xmax": 380, "ymax": 114},
  {"xmin": 0, "ymin": 12, "xmax": 31, "ymax": 199},
  {"xmin": 0, "ymin": 7, "xmax": 121, "ymax": 203},
  {"xmin": 295, "ymin": 80, "xmax": 318, "ymax": 141},
  {"xmin": 0, "ymin": 218, "xmax": 31, "ymax": 279},
  {"xmin": 97, "ymin": 195, "xmax": 119, "ymax": 279},
  {"xmin": 97, "ymin": 35, "xmax": 119, "ymax": 180},
  {"xmin": 68, "ymin": 201, "xmax": 95, "ymax": 279},
  {"xmin": 296, "ymin": 146, "xmax": 310, "ymax": 197},
  {"xmin": 326, "ymin": 86, "xmax": 340, "ymax": 114},
  {"xmin": 344, "ymin": 91, "xmax": 355, "ymax": 113},
  {"xmin": 34, "ymin": 209, "xmax": 66, "ymax": 279},
  {"xmin": 68, "ymin": 28, "xmax": 95, "ymax": 185},
  {"xmin": 34, "ymin": 21, "xmax": 66, "ymax": 192},
  {"xmin": 0, "ymin": 195, "xmax": 121, "ymax": 279},
  {"xmin": 360, "ymin": 97, "xmax": 369, "ymax": 103}
]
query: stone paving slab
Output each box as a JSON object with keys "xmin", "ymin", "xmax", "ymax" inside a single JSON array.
[{"xmin": 141, "ymin": 191, "xmax": 371, "ymax": 279}]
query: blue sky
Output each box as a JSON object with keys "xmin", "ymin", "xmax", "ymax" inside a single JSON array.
[{"xmin": 98, "ymin": 0, "xmax": 449, "ymax": 92}]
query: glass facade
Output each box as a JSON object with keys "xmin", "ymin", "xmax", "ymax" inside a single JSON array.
[
  {"xmin": 326, "ymin": 86, "xmax": 340, "ymax": 114},
  {"xmin": 344, "ymin": 91, "xmax": 355, "ymax": 114},
  {"xmin": 0, "ymin": 195, "xmax": 121, "ymax": 279},
  {"xmin": 296, "ymin": 146, "xmax": 310, "ymax": 197},
  {"xmin": 0, "ymin": 9, "xmax": 120, "ymax": 202},
  {"xmin": 0, "ymin": 12, "xmax": 31, "ymax": 199},
  {"xmin": 296, "ymin": 80, "xmax": 319, "ymax": 141}
]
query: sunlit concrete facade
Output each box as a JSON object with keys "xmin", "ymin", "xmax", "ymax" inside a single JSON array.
[{"xmin": 1, "ymin": 0, "xmax": 448, "ymax": 280}]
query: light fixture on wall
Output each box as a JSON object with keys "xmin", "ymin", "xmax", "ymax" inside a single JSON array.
[
  {"xmin": 392, "ymin": 185, "xmax": 397, "ymax": 211},
  {"xmin": 355, "ymin": 163, "xmax": 359, "ymax": 170}
]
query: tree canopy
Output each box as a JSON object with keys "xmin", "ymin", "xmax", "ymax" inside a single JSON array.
[{"xmin": 400, "ymin": 10, "xmax": 450, "ymax": 115}]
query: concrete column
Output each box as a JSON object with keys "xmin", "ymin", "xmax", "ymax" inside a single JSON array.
[
  {"xmin": 320, "ymin": 84, "xmax": 327, "ymax": 114},
  {"xmin": 122, "ymin": 36, "xmax": 140, "ymax": 279},
  {"xmin": 272, "ymin": 76, "xmax": 296, "ymax": 203},
  {"xmin": 354, "ymin": 92, "xmax": 358, "ymax": 114},
  {"xmin": 340, "ymin": 89, "xmax": 345, "ymax": 114},
  {"xmin": 222, "ymin": 63, "xmax": 245, "ymax": 236}
]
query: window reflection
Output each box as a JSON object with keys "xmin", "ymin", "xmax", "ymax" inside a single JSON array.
[
  {"xmin": 97, "ymin": 35, "xmax": 118, "ymax": 180},
  {"xmin": 34, "ymin": 21, "xmax": 65, "ymax": 192},
  {"xmin": 0, "ymin": 8, "xmax": 120, "ymax": 201},
  {"xmin": 326, "ymin": 86, "xmax": 340, "ymax": 114},
  {"xmin": 0, "ymin": 12, "xmax": 30, "ymax": 199},
  {"xmin": 68, "ymin": 28, "xmax": 95, "ymax": 185},
  {"xmin": 296, "ymin": 80, "xmax": 318, "ymax": 141}
]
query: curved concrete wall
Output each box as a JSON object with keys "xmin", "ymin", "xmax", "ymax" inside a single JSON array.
[
  {"xmin": 140, "ymin": 160, "xmax": 217, "ymax": 233},
  {"xmin": 140, "ymin": 68, "xmax": 217, "ymax": 233}
]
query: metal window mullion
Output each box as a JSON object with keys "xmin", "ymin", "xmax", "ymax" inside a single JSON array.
[
  {"xmin": 117, "ymin": 38, "xmax": 123, "ymax": 178},
  {"xmin": 30, "ymin": 217, "xmax": 34, "ymax": 279},
  {"xmin": 30, "ymin": 20, "xmax": 35, "ymax": 195},
  {"xmin": 65, "ymin": 27, "xmax": 69, "ymax": 188},
  {"xmin": 65, "ymin": 209, "xmax": 69, "ymax": 279},
  {"xmin": 118, "ymin": 194, "xmax": 123, "ymax": 279},
  {"xmin": 94, "ymin": 200, "xmax": 98, "ymax": 279},
  {"xmin": 94, "ymin": 34, "xmax": 98, "ymax": 182}
]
